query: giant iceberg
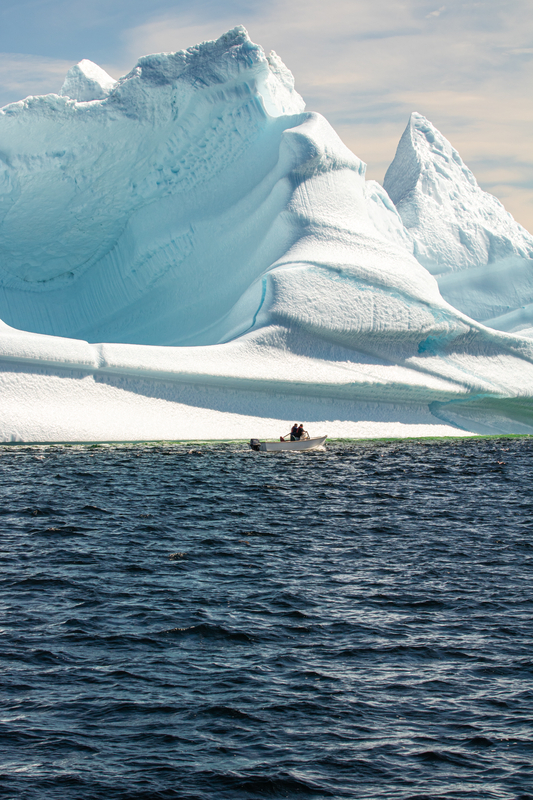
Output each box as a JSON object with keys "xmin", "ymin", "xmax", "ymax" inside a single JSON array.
[{"xmin": 1, "ymin": 26, "xmax": 533, "ymax": 442}]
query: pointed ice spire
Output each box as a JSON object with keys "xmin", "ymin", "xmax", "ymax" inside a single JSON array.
[
  {"xmin": 383, "ymin": 112, "xmax": 532, "ymax": 275},
  {"xmin": 384, "ymin": 113, "xmax": 533, "ymax": 334},
  {"xmin": 383, "ymin": 111, "xmax": 479, "ymax": 211},
  {"xmin": 60, "ymin": 59, "xmax": 116, "ymax": 101}
]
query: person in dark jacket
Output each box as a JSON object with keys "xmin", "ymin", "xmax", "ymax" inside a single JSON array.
[
  {"xmin": 290, "ymin": 423, "xmax": 299, "ymax": 441},
  {"xmin": 296, "ymin": 424, "xmax": 305, "ymax": 439}
]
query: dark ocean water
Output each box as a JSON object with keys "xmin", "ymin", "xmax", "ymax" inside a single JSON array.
[{"xmin": 1, "ymin": 437, "xmax": 533, "ymax": 800}]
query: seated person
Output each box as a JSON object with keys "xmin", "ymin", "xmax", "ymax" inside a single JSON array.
[
  {"xmin": 290, "ymin": 423, "xmax": 299, "ymax": 441},
  {"xmin": 296, "ymin": 424, "xmax": 305, "ymax": 439}
]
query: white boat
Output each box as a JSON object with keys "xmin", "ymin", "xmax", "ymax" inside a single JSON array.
[{"xmin": 249, "ymin": 435, "xmax": 327, "ymax": 452}]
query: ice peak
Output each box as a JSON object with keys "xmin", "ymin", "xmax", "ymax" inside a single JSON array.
[
  {"xmin": 383, "ymin": 112, "xmax": 477, "ymax": 209},
  {"xmin": 214, "ymin": 24, "xmax": 251, "ymax": 45},
  {"xmin": 410, "ymin": 112, "xmax": 478, "ymax": 187},
  {"xmin": 60, "ymin": 59, "xmax": 117, "ymax": 101},
  {"xmin": 381, "ymin": 112, "xmax": 533, "ymax": 334},
  {"xmin": 114, "ymin": 27, "xmax": 304, "ymax": 119}
]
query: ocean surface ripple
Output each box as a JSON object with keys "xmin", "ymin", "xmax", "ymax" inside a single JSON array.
[{"xmin": 1, "ymin": 438, "xmax": 532, "ymax": 800}]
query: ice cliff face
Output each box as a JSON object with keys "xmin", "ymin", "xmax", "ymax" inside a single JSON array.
[
  {"xmin": 0, "ymin": 27, "xmax": 306, "ymax": 344},
  {"xmin": 1, "ymin": 28, "xmax": 533, "ymax": 441},
  {"xmin": 384, "ymin": 112, "xmax": 533, "ymax": 334}
]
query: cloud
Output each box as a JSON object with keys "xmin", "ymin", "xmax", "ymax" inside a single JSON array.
[
  {"xmin": 426, "ymin": 6, "xmax": 446, "ymax": 19},
  {"xmin": 0, "ymin": 53, "xmax": 74, "ymax": 106}
]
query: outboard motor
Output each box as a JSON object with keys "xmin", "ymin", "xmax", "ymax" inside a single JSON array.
[{"xmin": 250, "ymin": 438, "xmax": 261, "ymax": 451}]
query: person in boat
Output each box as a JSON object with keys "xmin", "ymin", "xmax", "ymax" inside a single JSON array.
[
  {"xmin": 296, "ymin": 424, "xmax": 306, "ymax": 439},
  {"xmin": 290, "ymin": 423, "xmax": 299, "ymax": 441}
]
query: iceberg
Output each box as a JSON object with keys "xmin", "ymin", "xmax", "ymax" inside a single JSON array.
[
  {"xmin": 0, "ymin": 27, "xmax": 533, "ymax": 442},
  {"xmin": 384, "ymin": 112, "xmax": 533, "ymax": 336}
]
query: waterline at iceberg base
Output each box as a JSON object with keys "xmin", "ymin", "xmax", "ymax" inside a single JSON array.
[{"xmin": 1, "ymin": 28, "xmax": 533, "ymax": 442}]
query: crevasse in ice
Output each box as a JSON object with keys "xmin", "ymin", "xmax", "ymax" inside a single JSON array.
[{"xmin": 0, "ymin": 27, "xmax": 532, "ymax": 441}]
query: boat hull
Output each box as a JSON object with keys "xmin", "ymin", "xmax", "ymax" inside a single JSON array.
[{"xmin": 255, "ymin": 436, "xmax": 327, "ymax": 452}]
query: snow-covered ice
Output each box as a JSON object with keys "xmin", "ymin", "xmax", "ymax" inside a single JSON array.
[
  {"xmin": 0, "ymin": 27, "xmax": 532, "ymax": 442},
  {"xmin": 384, "ymin": 112, "xmax": 533, "ymax": 336},
  {"xmin": 60, "ymin": 60, "xmax": 117, "ymax": 102}
]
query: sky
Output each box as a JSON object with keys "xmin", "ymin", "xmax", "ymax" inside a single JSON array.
[{"xmin": 0, "ymin": 0, "xmax": 531, "ymax": 232}]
